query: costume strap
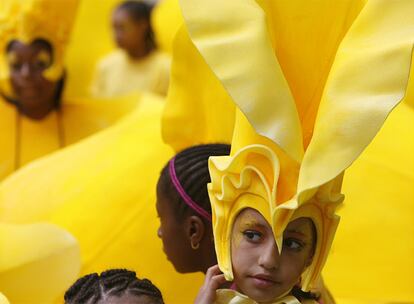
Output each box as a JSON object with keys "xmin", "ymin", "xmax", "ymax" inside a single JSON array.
[{"xmin": 169, "ymin": 157, "xmax": 212, "ymax": 222}]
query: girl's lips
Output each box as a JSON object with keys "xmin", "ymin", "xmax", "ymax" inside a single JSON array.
[{"xmin": 249, "ymin": 274, "xmax": 278, "ymax": 288}]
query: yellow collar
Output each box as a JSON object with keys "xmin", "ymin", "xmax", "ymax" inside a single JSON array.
[{"xmin": 214, "ymin": 289, "xmax": 302, "ymax": 304}]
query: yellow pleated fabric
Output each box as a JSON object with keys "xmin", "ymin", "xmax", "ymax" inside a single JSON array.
[
  {"xmin": 0, "ymin": 222, "xmax": 80, "ymax": 304},
  {"xmin": 0, "ymin": 95, "xmax": 138, "ymax": 181},
  {"xmin": 0, "ymin": 93, "xmax": 204, "ymax": 303},
  {"xmin": 177, "ymin": 0, "xmax": 414, "ymax": 300}
]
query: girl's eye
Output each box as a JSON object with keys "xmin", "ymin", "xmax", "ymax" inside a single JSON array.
[
  {"xmin": 243, "ymin": 230, "xmax": 262, "ymax": 242},
  {"xmin": 283, "ymin": 238, "xmax": 304, "ymax": 251}
]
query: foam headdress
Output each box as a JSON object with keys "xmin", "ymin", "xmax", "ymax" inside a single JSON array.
[
  {"xmin": 178, "ymin": 0, "xmax": 414, "ymax": 293},
  {"xmin": 0, "ymin": 0, "xmax": 80, "ymax": 85}
]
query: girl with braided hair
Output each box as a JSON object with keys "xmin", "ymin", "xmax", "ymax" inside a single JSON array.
[
  {"xmin": 64, "ymin": 269, "xmax": 164, "ymax": 304},
  {"xmin": 156, "ymin": 143, "xmax": 231, "ymax": 274}
]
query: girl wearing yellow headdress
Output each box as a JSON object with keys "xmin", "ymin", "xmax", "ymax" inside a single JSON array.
[
  {"xmin": 0, "ymin": 0, "xmax": 137, "ymax": 181},
  {"xmin": 170, "ymin": 0, "xmax": 414, "ymax": 303}
]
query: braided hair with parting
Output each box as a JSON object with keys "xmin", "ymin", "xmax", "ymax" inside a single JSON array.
[
  {"xmin": 64, "ymin": 269, "xmax": 164, "ymax": 304},
  {"xmin": 158, "ymin": 143, "xmax": 231, "ymax": 222}
]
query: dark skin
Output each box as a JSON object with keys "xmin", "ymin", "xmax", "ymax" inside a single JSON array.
[
  {"xmin": 112, "ymin": 8, "xmax": 151, "ymax": 59},
  {"xmin": 156, "ymin": 181, "xmax": 217, "ymax": 274},
  {"xmin": 7, "ymin": 40, "xmax": 59, "ymax": 120}
]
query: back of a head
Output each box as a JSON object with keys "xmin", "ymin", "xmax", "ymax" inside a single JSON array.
[
  {"xmin": 64, "ymin": 269, "xmax": 164, "ymax": 304},
  {"xmin": 158, "ymin": 143, "xmax": 231, "ymax": 221}
]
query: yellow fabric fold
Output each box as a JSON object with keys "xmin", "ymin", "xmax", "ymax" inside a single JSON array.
[
  {"xmin": 0, "ymin": 222, "xmax": 80, "ymax": 304},
  {"xmin": 299, "ymin": 0, "xmax": 414, "ymax": 192},
  {"xmin": 0, "ymin": 93, "xmax": 203, "ymax": 303},
  {"xmin": 180, "ymin": 0, "xmax": 303, "ymax": 162},
  {"xmin": 162, "ymin": 25, "xmax": 235, "ymax": 151}
]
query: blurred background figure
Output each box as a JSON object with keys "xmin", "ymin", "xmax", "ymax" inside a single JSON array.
[
  {"xmin": 0, "ymin": 0, "xmax": 137, "ymax": 181},
  {"xmin": 91, "ymin": 0, "xmax": 170, "ymax": 98}
]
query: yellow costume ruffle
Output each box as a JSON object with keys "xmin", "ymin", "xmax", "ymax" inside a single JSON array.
[
  {"xmin": 0, "ymin": 222, "xmax": 80, "ymax": 304},
  {"xmin": 0, "ymin": 93, "xmax": 204, "ymax": 303},
  {"xmin": 214, "ymin": 289, "xmax": 316, "ymax": 304}
]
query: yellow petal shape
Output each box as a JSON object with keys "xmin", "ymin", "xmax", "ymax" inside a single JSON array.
[
  {"xmin": 0, "ymin": 93, "xmax": 203, "ymax": 303},
  {"xmin": 0, "ymin": 222, "xmax": 80, "ymax": 304},
  {"xmin": 299, "ymin": 0, "xmax": 414, "ymax": 192},
  {"xmin": 0, "ymin": 293, "xmax": 9, "ymax": 304},
  {"xmin": 180, "ymin": 0, "xmax": 303, "ymax": 162}
]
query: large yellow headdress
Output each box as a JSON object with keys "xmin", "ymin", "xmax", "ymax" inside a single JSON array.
[
  {"xmin": 178, "ymin": 0, "xmax": 414, "ymax": 294},
  {"xmin": 0, "ymin": 0, "xmax": 80, "ymax": 84}
]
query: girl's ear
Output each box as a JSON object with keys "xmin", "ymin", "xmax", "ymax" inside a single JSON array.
[{"xmin": 185, "ymin": 216, "xmax": 205, "ymax": 249}]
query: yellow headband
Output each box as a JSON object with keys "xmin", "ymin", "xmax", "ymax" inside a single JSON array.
[
  {"xmin": 177, "ymin": 0, "xmax": 414, "ymax": 292},
  {"xmin": 0, "ymin": 0, "xmax": 79, "ymax": 86}
]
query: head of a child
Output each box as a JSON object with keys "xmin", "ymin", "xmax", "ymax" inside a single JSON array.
[
  {"xmin": 112, "ymin": 1, "xmax": 155, "ymax": 58},
  {"xmin": 64, "ymin": 269, "xmax": 164, "ymax": 304},
  {"xmin": 156, "ymin": 144, "xmax": 231, "ymax": 274},
  {"xmin": 231, "ymin": 208, "xmax": 317, "ymax": 303},
  {"xmin": 4, "ymin": 39, "xmax": 64, "ymax": 120}
]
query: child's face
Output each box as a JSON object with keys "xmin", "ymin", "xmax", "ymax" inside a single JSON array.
[
  {"xmin": 112, "ymin": 8, "xmax": 148, "ymax": 52},
  {"xmin": 231, "ymin": 208, "xmax": 315, "ymax": 303}
]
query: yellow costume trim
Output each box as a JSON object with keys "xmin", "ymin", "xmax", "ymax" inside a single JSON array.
[
  {"xmin": 0, "ymin": 0, "xmax": 79, "ymax": 84},
  {"xmin": 0, "ymin": 222, "xmax": 80, "ymax": 304},
  {"xmin": 214, "ymin": 289, "xmax": 314, "ymax": 304},
  {"xmin": 179, "ymin": 0, "xmax": 414, "ymax": 295}
]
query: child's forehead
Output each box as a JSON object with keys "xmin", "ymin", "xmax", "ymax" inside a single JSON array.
[{"xmin": 234, "ymin": 208, "xmax": 314, "ymax": 235}]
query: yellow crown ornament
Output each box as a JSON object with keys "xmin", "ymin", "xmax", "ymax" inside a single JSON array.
[
  {"xmin": 0, "ymin": 0, "xmax": 80, "ymax": 87},
  {"xmin": 177, "ymin": 0, "xmax": 414, "ymax": 299}
]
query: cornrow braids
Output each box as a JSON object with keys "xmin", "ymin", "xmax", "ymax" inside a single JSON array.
[
  {"xmin": 64, "ymin": 269, "xmax": 164, "ymax": 304},
  {"xmin": 158, "ymin": 143, "xmax": 231, "ymax": 222}
]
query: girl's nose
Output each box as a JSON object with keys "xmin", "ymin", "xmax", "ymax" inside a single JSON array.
[{"xmin": 258, "ymin": 239, "xmax": 280, "ymax": 270}]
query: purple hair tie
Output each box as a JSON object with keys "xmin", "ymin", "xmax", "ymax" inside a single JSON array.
[{"xmin": 169, "ymin": 157, "xmax": 212, "ymax": 222}]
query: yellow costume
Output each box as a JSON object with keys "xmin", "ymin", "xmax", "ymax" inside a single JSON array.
[
  {"xmin": 0, "ymin": 93, "xmax": 205, "ymax": 303},
  {"xmin": 91, "ymin": 49, "xmax": 170, "ymax": 98},
  {"xmin": 0, "ymin": 222, "xmax": 80, "ymax": 304},
  {"xmin": 0, "ymin": 0, "xmax": 137, "ymax": 181},
  {"xmin": 175, "ymin": 0, "xmax": 414, "ymax": 302}
]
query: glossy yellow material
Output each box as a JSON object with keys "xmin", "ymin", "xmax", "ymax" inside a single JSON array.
[
  {"xmin": 91, "ymin": 49, "xmax": 170, "ymax": 98},
  {"xmin": 0, "ymin": 0, "xmax": 79, "ymax": 82},
  {"xmin": 0, "ymin": 222, "xmax": 80, "ymax": 304},
  {"xmin": 0, "ymin": 93, "xmax": 204, "ymax": 303},
  {"xmin": 162, "ymin": 25, "xmax": 235, "ymax": 151},
  {"xmin": 0, "ymin": 95, "xmax": 138, "ymax": 181},
  {"xmin": 179, "ymin": 0, "xmax": 414, "ymax": 298}
]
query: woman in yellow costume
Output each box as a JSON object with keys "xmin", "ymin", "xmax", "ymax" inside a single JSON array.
[
  {"xmin": 0, "ymin": 0, "xmax": 137, "ymax": 181},
  {"xmin": 91, "ymin": 0, "xmax": 170, "ymax": 98},
  {"xmin": 163, "ymin": 0, "xmax": 414, "ymax": 302}
]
